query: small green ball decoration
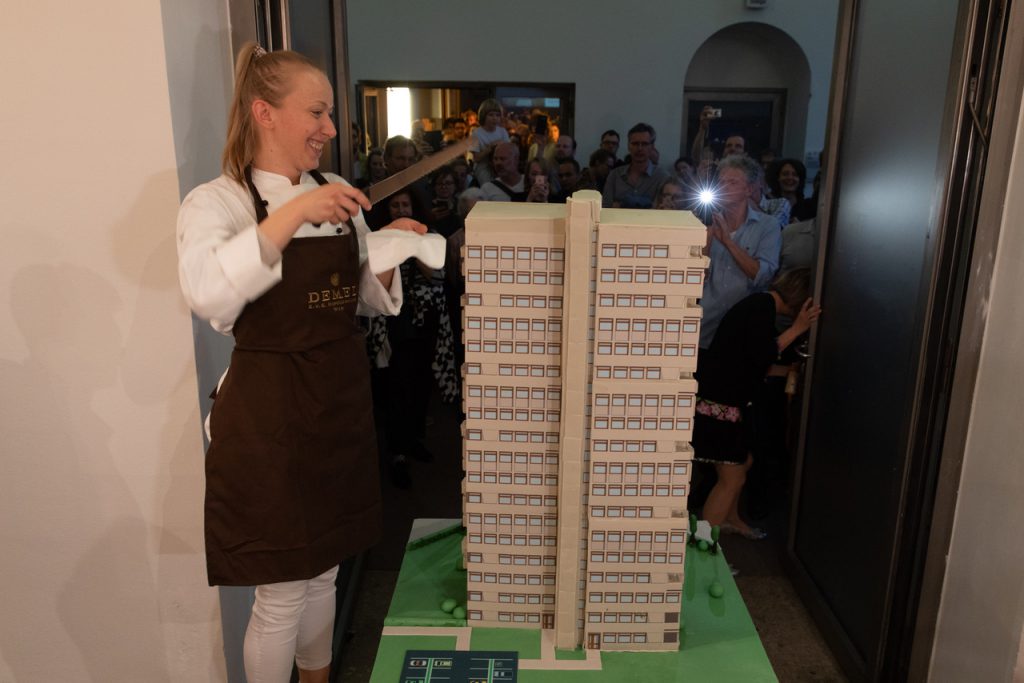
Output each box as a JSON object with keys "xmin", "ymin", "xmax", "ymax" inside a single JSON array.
[
  {"xmin": 708, "ymin": 581, "xmax": 725, "ymax": 599},
  {"xmin": 452, "ymin": 605, "xmax": 467, "ymax": 620},
  {"xmin": 441, "ymin": 598, "xmax": 457, "ymax": 613},
  {"xmin": 697, "ymin": 540, "xmax": 709, "ymax": 552}
]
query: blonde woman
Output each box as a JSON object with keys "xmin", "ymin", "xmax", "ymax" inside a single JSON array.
[{"xmin": 177, "ymin": 44, "xmax": 430, "ymax": 683}]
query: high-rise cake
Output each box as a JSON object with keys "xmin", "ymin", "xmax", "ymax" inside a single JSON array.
[{"xmin": 460, "ymin": 191, "xmax": 707, "ymax": 651}]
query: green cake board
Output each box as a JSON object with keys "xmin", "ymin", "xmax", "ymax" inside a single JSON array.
[
  {"xmin": 373, "ymin": 529, "xmax": 776, "ymax": 681},
  {"xmin": 384, "ymin": 528, "xmax": 468, "ymax": 627}
]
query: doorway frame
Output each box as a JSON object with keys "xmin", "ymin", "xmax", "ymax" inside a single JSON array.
[{"xmin": 354, "ymin": 79, "xmax": 577, "ymax": 149}]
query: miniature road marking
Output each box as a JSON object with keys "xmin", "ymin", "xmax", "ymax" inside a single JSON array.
[
  {"xmin": 382, "ymin": 626, "xmax": 472, "ymax": 650},
  {"xmin": 518, "ymin": 657, "xmax": 602, "ymax": 670},
  {"xmin": 382, "ymin": 626, "xmax": 603, "ymax": 671},
  {"xmin": 518, "ymin": 627, "xmax": 602, "ymax": 670}
]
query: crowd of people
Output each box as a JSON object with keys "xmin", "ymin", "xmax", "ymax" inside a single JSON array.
[
  {"xmin": 355, "ymin": 101, "xmax": 823, "ymax": 533},
  {"xmin": 353, "ymin": 103, "xmax": 820, "ymax": 220}
]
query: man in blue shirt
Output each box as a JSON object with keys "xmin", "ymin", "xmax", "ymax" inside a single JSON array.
[{"xmin": 699, "ymin": 154, "xmax": 782, "ymax": 348}]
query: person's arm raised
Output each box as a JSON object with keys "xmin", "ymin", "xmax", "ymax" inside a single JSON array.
[{"xmin": 690, "ymin": 105, "xmax": 714, "ymax": 164}]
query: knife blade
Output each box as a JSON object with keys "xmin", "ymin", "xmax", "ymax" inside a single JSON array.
[{"xmin": 368, "ymin": 137, "xmax": 472, "ymax": 206}]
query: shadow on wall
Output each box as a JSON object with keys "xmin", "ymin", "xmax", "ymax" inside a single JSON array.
[
  {"xmin": 107, "ymin": 169, "xmax": 228, "ymax": 681},
  {"xmin": 0, "ymin": 264, "xmax": 171, "ymax": 680},
  {"xmin": 57, "ymin": 518, "xmax": 173, "ymax": 681},
  {"xmin": 0, "ymin": 166, "xmax": 223, "ymax": 679}
]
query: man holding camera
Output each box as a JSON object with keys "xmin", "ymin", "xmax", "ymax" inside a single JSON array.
[
  {"xmin": 691, "ymin": 105, "xmax": 747, "ymax": 167},
  {"xmin": 699, "ymin": 154, "xmax": 781, "ymax": 349}
]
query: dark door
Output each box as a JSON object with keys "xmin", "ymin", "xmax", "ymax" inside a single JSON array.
[{"xmin": 787, "ymin": 0, "xmax": 1010, "ymax": 680}]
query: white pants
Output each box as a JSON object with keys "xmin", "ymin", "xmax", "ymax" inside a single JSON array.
[{"xmin": 244, "ymin": 565, "xmax": 338, "ymax": 683}]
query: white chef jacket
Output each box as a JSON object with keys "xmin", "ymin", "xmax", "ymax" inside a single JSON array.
[{"xmin": 177, "ymin": 168, "xmax": 402, "ymax": 334}]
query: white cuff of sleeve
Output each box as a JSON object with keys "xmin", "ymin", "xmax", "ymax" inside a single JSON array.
[
  {"xmin": 385, "ymin": 272, "xmax": 403, "ymax": 313},
  {"xmin": 255, "ymin": 226, "xmax": 282, "ymax": 266},
  {"xmin": 357, "ymin": 260, "xmax": 403, "ymax": 317},
  {"xmin": 215, "ymin": 225, "xmax": 282, "ymax": 300}
]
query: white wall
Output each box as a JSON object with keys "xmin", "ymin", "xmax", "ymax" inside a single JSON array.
[
  {"xmin": 346, "ymin": 0, "xmax": 838, "ymax": 162},
  {"xmin": 928, "ymin": 89, "xmax": 1024, "ymax": 681},
  {"xmin": 0, "ymin": 1, "xmax": 222, "ymax": 680}
]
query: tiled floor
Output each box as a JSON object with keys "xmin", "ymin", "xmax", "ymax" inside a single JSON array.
[{"xmin": 337, "ymin": 398, "xmax": 847, "ymax": 682}]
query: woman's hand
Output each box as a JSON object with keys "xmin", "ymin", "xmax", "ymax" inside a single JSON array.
[
  {"xmin": 373, "ymin": 217, "xmax": 428, "ymax": 290},
  {"xmin": 293, "ymin": 183, "xmax": 372, "ymax": 225},
  {"xmin": 527, "ymin": 178, "xmax": 549, "ymax": 203},
  {"xmin": 259, "ymin": 184, "xmax": 372, "ymax": 252},
  {"xmin": 794, "ymin": 298, "xmax": 822, "ymax": 333},
  {"xmin": 430, "ymin": 203, "xmax": 452, "ymax": 221},
  {"xmin": 777, "ymin": 298, "xmax": 822, "ymax": 353},
  {"xmin": 382, "ymin": 216, "xmax": 428, "ymax": 234}
]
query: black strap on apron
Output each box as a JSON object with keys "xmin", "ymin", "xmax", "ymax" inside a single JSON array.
[
  {"xmin": 309, "ymin": 170, "xmax": 360, "ymax": 233},
  {"xmin": 243, "ymin": 166, "xmax": 329, "ymax": 221},
  {"xmin": 243, "ymin": 165, "xmax": 271, "ymax": 222},
  {"xmin": 244, "ymin": 166, "xmax": 356, "ymax": 233}
]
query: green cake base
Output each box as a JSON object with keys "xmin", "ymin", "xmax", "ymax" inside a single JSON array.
[
  {"xmin": 372, "ymin": 525, "xmax": 776, "ymax": 682},
  {"xmin": 384, "ymin": 525, "xmax": 468, "ymax": 627}
]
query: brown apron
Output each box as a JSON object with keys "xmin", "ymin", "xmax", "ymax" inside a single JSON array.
[{"xmin": 204, "ymin": 169, "xmax": 381, "ymax": 586}]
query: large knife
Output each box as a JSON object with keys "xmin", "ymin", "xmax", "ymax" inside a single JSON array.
[{"xmin": 368, "ymin": 137, "xmax": 472, "ymax": 206}]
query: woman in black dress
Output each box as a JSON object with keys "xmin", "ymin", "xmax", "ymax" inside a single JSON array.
[{"xmin": 693, "ymin": 268, "xmax": 821, "ymax": 538}]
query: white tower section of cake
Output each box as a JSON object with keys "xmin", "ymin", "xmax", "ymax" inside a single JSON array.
[
  {"xmin": 582, "ymin": 208, "xmax": 707, "ymax": 651},
  {"xmin": 552, "ymin": 192, "xmax": 601, "ymax": 649},
  {"xmin": 461, "ymin": 202, "xmax": 568, "ymax": 629},
  {"xmin": 460, "ymin": 193, "xmax": 707, "ymax": 651}
]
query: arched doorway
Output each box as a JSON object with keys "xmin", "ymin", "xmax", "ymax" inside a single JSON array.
[{"xmin": 683, "ymin": 22, "xmax": 812, "ymax": 162}]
